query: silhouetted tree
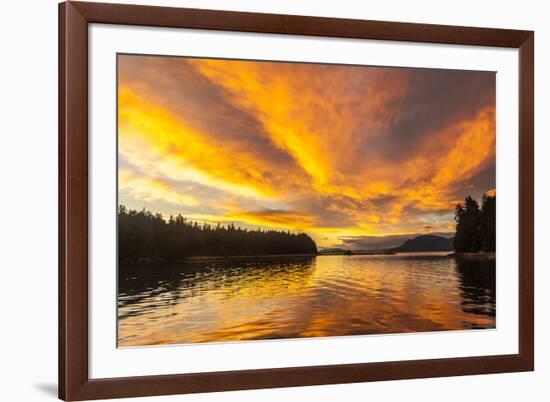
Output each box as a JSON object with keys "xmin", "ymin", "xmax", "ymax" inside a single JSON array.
[
  {"xmin": 118, "ymin": 205, "xmax": 318, "ymax": 263},
  {"xmin": 454, "ymin": 194, "xmax": 495, "ymax": 253},
  {"xmin": 480, "ymin": 195, "xmax": 496, "ymax": 252}
]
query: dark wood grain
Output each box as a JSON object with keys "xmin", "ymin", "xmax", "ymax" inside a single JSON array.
[
  {"xmin": 518, "ymin": 33, "xmax": 535, "ymax": 370},
  {"xmin": 71, "ymin": 354, "xmax": 528, "ymax": 401},
  {"xmin": 72, "ymin": 1, "xmax": 532, "ymax": 48},
  {"xmin": 59, "ymin": 1, "xmax": 534, "ymax": 400},
  {"xmin": 59, "ymin": 2, "xmax": 89, "ymax": 400},
  {"xmin": 58, "ymin": 4, "xmax": 66, "ymax": 398}
]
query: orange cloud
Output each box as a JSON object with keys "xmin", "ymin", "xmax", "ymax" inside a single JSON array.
[
  {"xmin": 117, "ymin": 55, "xmax": 496, "ymax": 243},
  {"xmin": 188, "ymin": 59, "xmax": 409, "ymax": 193},
  {"xmin": 225, "ymin": 210, "xmax": 316, "ymax": 231},
  {"xmin": 118, "ymin": 88, "xmax": 306, "ymax": 200},
  {"xmin": 119, "ymin": 170, "xmax": 198, "ymax": 207}
]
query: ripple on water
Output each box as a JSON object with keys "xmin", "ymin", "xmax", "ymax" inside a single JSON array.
[{"xmin": 117, "ymin": 253, "xmax": 496, "ymax": 346}]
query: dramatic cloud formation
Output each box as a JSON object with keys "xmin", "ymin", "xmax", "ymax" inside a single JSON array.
[{"xmin": 118, "ymin": 55, "xmax": 495, "ymax": 249}]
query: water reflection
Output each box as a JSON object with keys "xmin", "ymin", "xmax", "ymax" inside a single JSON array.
[
  {"xmin": 118, "ymin": 253, "xmax": 496, "ymax": 346},
  {"xmin": 455, "ymin": 256, "xmax": 496, "ymax": 324}
]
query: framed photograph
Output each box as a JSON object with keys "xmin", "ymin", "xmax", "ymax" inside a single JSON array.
[{"xmin": 59, "ymin": 1, "xmax": 534, "ymax": 400}]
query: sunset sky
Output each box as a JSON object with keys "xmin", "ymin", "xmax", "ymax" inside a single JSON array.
[{"xmin": 117, "ymin": 55, "xmax": 496, "ymax": 250}]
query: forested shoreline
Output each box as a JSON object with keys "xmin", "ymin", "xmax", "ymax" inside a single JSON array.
[
  {"xmin": 118, "ymin": 205, "xmax": 318, "ymax": 263},
  {"xmin": 118, "ymin": 192, "xmax": 495, "ymax": 263},
  {"xmin": 453, "ymin": 194, "xmax": 496, "ymax": 253}
]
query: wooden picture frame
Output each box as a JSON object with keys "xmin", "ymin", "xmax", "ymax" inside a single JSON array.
[{"xmin": 59, "ymin": 1, "xmax": 534, "ymax": 400}]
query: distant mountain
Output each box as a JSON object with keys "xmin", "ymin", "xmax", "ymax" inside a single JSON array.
[{"xmin": 388, "ymin": 234, "xmax": 454, "ymax": 252}]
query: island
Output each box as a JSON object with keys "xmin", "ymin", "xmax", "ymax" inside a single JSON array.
[{"xmin": 118, "ymin": 205, "xmax": 318, "ymax": 264}]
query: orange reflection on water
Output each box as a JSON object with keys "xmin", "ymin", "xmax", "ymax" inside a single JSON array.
[{"xmin": 118, "ymin": 253, "xmax": 495, "ymax": 346}]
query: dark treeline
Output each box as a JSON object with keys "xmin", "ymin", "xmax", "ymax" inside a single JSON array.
[
  {"xmin": 118, "ymin": 205, "xmax": 318, "ymax": 262},
  {"xmin": 453, "ymin": 194, "xmax": 496, "ymax": 253}
]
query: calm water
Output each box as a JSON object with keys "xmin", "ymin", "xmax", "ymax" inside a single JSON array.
[{"xmin": 118, "ymin": 253, "xmax": 495, "ymax": 346}]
